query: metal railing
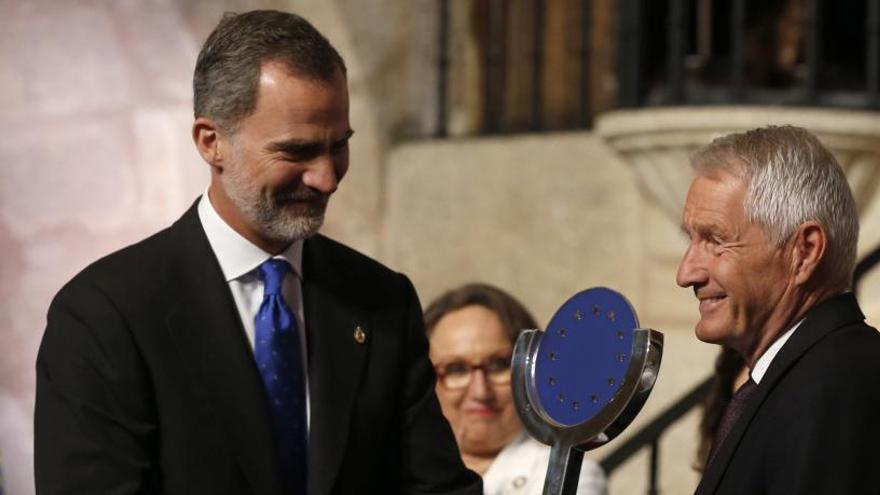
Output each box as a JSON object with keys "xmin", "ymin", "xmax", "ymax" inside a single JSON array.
[
  {"xmin": 436, "ymin": 0, "xmax": 880, "ymax": 137},
  {"xmin": 597, "ymin": 376, "xmax": 713, "ymax": 490},
  {"xmin": 619, "ymin": 0, "xmax": 880, "ymax": 108}
]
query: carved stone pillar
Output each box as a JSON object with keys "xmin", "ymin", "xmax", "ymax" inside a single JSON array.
[{"xmin": 596, "ymin": 106, "xmax": 880, "ymax": 223}]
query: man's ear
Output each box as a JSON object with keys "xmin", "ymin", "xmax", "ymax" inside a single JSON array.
[
  {"xmin": 192, "ymin": 117, "xmax": 224, "ymax": 171},
  {"xmin": 791, "ymin": 221, "xmax": 827, "ymax": 286}
]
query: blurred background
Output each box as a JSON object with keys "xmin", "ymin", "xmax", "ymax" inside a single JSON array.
[{"xmin": 2, "ymin": 0, "xmax": 880, "ymax": 493}]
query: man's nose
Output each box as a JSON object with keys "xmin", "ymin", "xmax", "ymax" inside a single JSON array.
[
  {"xmin": 302, "ymin": 155, "xmax": 339, "ymax": 194},
  {"xmin": 676, "ymin": 243, "xmax": 707, "ymax": 288}
]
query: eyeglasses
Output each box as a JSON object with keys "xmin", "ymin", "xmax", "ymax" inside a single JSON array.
[{"xmin": 434, "ymin": 356, "xmax": 512, "ymax": 390}]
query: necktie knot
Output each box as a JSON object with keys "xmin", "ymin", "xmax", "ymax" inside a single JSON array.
[{"xmin": 258, "ymin": 259, "xmax": 291, "ymax": 296}]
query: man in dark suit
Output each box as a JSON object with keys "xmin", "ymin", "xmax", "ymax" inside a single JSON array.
[
  {"xmin": 677, "ymin": 125, "xmax": 880, "ymax": 494},
  {"xmin": 34, "ymin": 10, "xmax": 481, "ymax": 495}
]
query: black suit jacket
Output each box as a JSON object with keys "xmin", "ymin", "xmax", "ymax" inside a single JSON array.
[
  {"xmin": 696, "ymin": 292, "xmax": 880, "ymax": 494},
  {"xmin": 35, "ymin": 200, "xmax": 481, "ymax": 495}
]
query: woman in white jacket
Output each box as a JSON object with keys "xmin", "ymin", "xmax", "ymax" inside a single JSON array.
[{"xmin": 425, "ymin": 283, "xmax": 607, "ymax": 495}]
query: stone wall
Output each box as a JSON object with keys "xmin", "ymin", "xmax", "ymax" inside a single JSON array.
[{"xmin": 0, "ymin": 3, "xmax": 206, "ymax": 493}]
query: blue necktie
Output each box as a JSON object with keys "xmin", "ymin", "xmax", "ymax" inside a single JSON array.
[{"xmin": 255, "ymin": 259, "xmax": 307, "ymax": 492}]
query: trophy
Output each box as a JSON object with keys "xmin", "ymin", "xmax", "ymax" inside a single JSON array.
[{"xmin": 512, "ymin": 287, "xmax": 663, "ymax": 495}]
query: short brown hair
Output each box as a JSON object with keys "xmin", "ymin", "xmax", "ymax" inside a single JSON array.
[
  {"xmin": 424, "ymin": 283, "xmax": 539, "ymax": 344},
  {"xmin": 193, "ymin": 10, "xmax": 347, "ymax": 132}
]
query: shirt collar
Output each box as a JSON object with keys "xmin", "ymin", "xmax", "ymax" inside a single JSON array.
[
  {"xmin": 750, "ymin": 318, "xmax": 803, "ymax": 384},
  {"xmin": 197, "ymin": 190, "xmax": 303, "ymax": 282}
]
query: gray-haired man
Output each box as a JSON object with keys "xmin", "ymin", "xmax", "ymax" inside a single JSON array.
[{"xmin": 678, "ymin": 125, "xmax": 880, "ymax": 494}]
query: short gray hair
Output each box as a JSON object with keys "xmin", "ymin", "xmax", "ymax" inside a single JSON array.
[
  {"xmin": 691, "ymin": 125, "xmax": 858, "ymax": 290},
  {"xmin": 193, "ymin": 10, "xmax": 346, "ymax": 133}
]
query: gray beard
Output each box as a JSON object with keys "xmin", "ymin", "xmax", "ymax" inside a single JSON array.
[
  {"xmin": 222, "ymin": 169, "xmax": 327, "ymax": 245},
  {"xmin": 245, "ymin": 196, "xmax": 325, "ymax": 243}
]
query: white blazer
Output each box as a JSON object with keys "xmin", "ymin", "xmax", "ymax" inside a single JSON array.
[{"xmin": 482, "ymin": 433, "xmax": 607, "ymax": 495}]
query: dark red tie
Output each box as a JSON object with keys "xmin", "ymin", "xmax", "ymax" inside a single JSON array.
[{"xmin": 708, "ymin": 378, "xmax": 758, "ymax": 467}]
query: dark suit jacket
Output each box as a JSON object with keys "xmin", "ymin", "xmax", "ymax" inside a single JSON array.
[
  {"xmin": 35, "ymin": 200, "xmax": 481, "ymax": 495},
  {"xmin": 696, "ymin": 292, "xmax": 880, "ymax": 494}
]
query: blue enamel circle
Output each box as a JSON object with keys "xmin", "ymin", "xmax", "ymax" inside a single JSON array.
[{"xmin": 533, "ymin": 287, "xmax": 638, "ymax": 427}]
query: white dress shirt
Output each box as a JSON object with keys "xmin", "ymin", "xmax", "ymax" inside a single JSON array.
[
  {"xmin": 197, "ymin": 192, "xmax": 310, "ymax": 425},
  {"xmin": 751, "ymin": 319, "xmax": 803, "ymax": 384}
]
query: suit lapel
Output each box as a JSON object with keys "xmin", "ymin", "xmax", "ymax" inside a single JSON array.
[
  {"xmin": 696, "ymin": 293, "xmax": 864, "ymax": 494},
  {"xmin": 302, "ymin": 236, "xmax": 370, "ymax": 495},
  {"xmin": 164, "ymin": 202, "xmax": 284, "ymax": 495}
]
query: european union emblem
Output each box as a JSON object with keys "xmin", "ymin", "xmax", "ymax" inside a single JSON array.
[{"xmin": 512, "ymin": 287, "xmax": 663, "ymax": 495}]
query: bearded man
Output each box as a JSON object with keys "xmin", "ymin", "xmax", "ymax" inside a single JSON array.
[{"xmin": 34, "ymin": 10, "xmax": 480, "ymax": 495}]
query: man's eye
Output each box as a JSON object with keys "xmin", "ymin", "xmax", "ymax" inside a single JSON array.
[
  {"xmin": 711, "ymin": 238, "xmax": 729, "ymax": 255},
  {"xmin": 704, "ymin": 235, "xmax": 723, "ymax": 247},
  {"xmin": 283, "ymin": 150, "xmax": 319, "ymax": 162}
]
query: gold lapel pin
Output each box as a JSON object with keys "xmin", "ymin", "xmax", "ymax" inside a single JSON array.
[{"xmin": 354, "ymin": 326, "xmax": 366, "ymax": 344}]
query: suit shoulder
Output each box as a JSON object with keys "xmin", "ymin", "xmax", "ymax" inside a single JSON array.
[
  {"xmin": 43, "ymin": 226, "xmax": 180, "ymax": 359},
  {"xmin": 809, "ymin": 320, "xmax": 880, "ymax": 374},
  {"xmin": 68, "ymin": 226, "xmax": 176, "ymax": 286},
  {"xmin": 305, "ymin": 234, "xmax": 409, "ymax": 287},
  {"xmin": 774, "ymin": 321, "xmax": 880, "ymax": 408},
  {"xmin": 50, "ymin": 223, "xmax": 183, "ymax": 318},
  {"xmin": 302, "ymin": 235, "xmax": 420, "ymax": 313}
]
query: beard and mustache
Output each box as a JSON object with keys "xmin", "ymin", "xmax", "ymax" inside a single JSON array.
[{"xmin": 222, "ymin": 163, "xmax": 330, "ymax": 245}]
